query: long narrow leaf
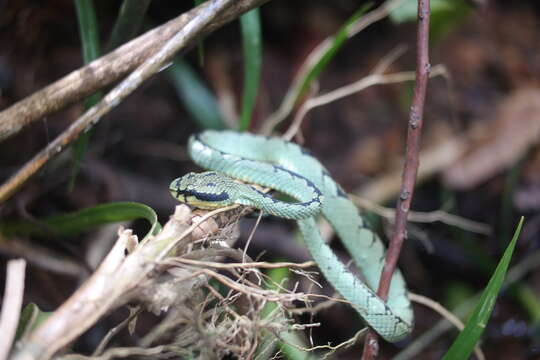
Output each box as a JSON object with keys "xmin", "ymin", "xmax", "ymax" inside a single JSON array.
[
  {"xmin": 107, "ymin": 0, "xmax": 152, "ymax": 51},
  {"xmin": 71, "ymin": 0, "xmax": 102, "ymax": 191},
  {"xmin": 15, "ymin": 303, "xmax": 52, "ymax": 341},
  {"xmin": 168, "ymin": 59, "xmax": 225, "ymax": 129},
  {"xmin": 442, "ymin": 217, "xmax": 524, "ymax": 359},
  {"xmin": 256, "ymin": 267, "xmax": 310, "ymax": 360},
  {"xmin": 1, "ymin": 202, "xmax": 161, "ymax": 239},
  {"xmin": 263, "ymin": 3, "xmax": 372, "ymax": 133},
  {"xmin": 239, "ymin": 8, "xmax": 262, "ymax": 131},
  {"xmin": 75, "ymin": 0, "xmax": 100, "ymax": 64},
  {"xmin": 297, "ymin": 5, "xmax": 370, "ymax": 99},
  {"xmin": 194, "ymin": 0, "xmax": 206, "ymax": 65}
]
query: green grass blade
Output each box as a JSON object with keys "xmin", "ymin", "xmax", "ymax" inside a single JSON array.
[
  {"xmin": 75, "ymin": 0, "xmax": 100, "ymax": 64},
  {"xmin": 106, "ymin": 0, "xmax": 152, "ymax": 51},
  {"xmin": 514, "ymin": 284, "xmax": 540, "ymax": 323},
  {"xmin": 167, "ymin": 59, "xmax": 225, "ymax": 129},
  {"xmin": 500, "ymin": 155, "xmax": 528, "ymax": 246},
  {"xmin": 265, "ymin": 3, "xmax": 371, "ymax": 132},
  {"xmin": 1, "ymin": 202, "xmax": 161, "ymax": 239},
  {"xmin": 239, "ymin": 8, "xmax": 262, "ymax": 131},
  {"xmin": 297, "ymin": 5, "xmax": 370, "ymax": 99},
  {"xmin": 15, "ymin": 303, "xmax": 52, "ymax": 341},
  {"xmin": 442, "ymin": 217, "xmax": 524, "ymax": 360},
  {"xmin": 194, "ymin": 0, "xmax": 206, "ymax": 65},
  {"xmin": 71, "ymin": 0, "xmax": 102, "ymax": 191},
  {"xmin": 256, "ymin": 266, "xmax": 311, "ymax": 360}
]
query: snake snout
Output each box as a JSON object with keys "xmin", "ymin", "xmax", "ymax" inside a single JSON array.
[{"xmin": 169, "ymin": 178, "xmax": 180, "ymax": 191}]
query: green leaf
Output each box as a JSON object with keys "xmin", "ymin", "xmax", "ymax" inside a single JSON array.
[
  {"xmin": 1, "ymin": 202, "xmax": 161, "ymax": 239},
  {"xmin": 168, "ymin": 59, "xmax": 226, "ymax": 130},
  {"xmin": 500, "ymin": 155, "xmax": 528, "ymax": 246},
  {"xmin": 239, "ymin": 8, "xmax": 262, "ymax": 131},
  {"xmin": 194, "ymin": 0, "xmax": 206, "ymax": 65},
  {"xmin": 265, "ymin": 3, "xmax": 372, "ymax": 132},
  {"xmin": 75, "ymin": 0, "xmax": 100, "ymax": 64},
  {"xmin": 106, "ymin": 0, "xmax": 152, "ymax": 51},
  {"xmin": 513, "ymin": 285, "xmax": 540, "ymax": 323},
  {"xmin": 71, "ymin": 0, "xmax": 102, "ymax": 191},
  {"xmin": 15, "ymin": 303, "xmax": 52, "ymax": 341},
  {"xmin": 256, "ymin": 266, "xmax": 310, "ymax": 360},
  {"xmin": 296, "ymin": 4, "xmax": 371, "ymax": 99},
  {"xmin": 442, "ymin": 217, "xmax": 524, "ymax": 360}
]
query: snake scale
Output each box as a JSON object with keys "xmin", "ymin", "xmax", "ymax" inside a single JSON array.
[{"xmin": 169, "ymin": 130, "xmax": 413, "ymax": 342}]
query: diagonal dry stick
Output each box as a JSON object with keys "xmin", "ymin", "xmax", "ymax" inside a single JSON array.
[
  {"xmin": 261, "ymin": 0, "xmax": 405, "ymax": 134},
  {"xmin": 0, "ymin": 0, "xmax": 269, "ymax": 142},
  {"xmin": 0, "ymin": 259, "xmax": 26, "ymax": 360},
  {"xmin": 362, "ymin": 0, "xmax": 431, "ymax": 358},
  {"xmin": 0, "ymin": 0, "xmax": 267, "ymax": 204}
]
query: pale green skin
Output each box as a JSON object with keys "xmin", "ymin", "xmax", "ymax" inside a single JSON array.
[{"xmin": 170, "ymin": 130, "xmax": 413, "ymax": 342}]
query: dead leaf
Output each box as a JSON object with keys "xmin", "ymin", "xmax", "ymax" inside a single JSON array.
[{"xmin": 443, "ymin": 88, "xmax": 540, "ymax": 189}]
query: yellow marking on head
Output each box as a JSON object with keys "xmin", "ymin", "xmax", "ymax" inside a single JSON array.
[{"xmin": 183, "ymin": 195, "xmax": 224, "ymax": 209}]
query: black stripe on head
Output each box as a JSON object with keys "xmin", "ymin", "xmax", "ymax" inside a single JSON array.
[{"xmin": 176, "ymin": 189, "xmax": 230, "ymax": 202}]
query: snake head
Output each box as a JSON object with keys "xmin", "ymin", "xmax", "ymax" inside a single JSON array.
[{"xmin": 169, "ymin": 171, "xmax": 237, "ymax": 209}]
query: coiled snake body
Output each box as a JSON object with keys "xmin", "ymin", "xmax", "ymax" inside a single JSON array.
[{"xmin": 170, "ymin": 130, "xmax": 413, "ymax": 342}]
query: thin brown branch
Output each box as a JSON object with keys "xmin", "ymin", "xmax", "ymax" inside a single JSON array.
[
  {"xmin": 351, "ymin": 195, "xmax": 492, "ymax": 235},
  {"xmin": 13, "ymin": 229, "xmax": 138, "ymax": 360},
  {"xmin": 0, "ymin": 234, "xmax": 85, "ymax": 277},
  {"xmin": 0, "ymin": 0, "xmax": 244, "ymax": 204},
  {"xmin": 172, "ymin": 258, "xmax": 316, "ymax": 270},
  {"xmin": 283, "ymin": 65, "xmax": 446, "ymax": 141},
  {"xmin": 92, "ymin": 307, "xmax": 144, "ymax": 356},
  {"xmin": 0, "ymin": 0, "xmax": 268, "ymax": 143},
  {"xmin": 10, "ymin": 201, "xmax": 233, "ymax": 360},
  {"xmin": 0, "ymin": 259, "xmax": 26, "ymax": 360},
  {"xmin": 262, "ymin": 0, "xmax": 405, "ymax": 134},
  {"xmin": 362, "ymin": 0, "xmax": 431, "ymax": 358}
]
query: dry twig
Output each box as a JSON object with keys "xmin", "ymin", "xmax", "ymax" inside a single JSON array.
[
  {"xmin": 0, "ymin": 0, "xmax": 269, "ymax": 142},
  {"xmin": 0, "ymin": 235, "xmax": 85, "ymax": 277},
  {"xmin": 0, "ymin": 259, "xmax": 27, "ymax": 360},
  {"xmin": 409, "ymin": 293, "xmax": 486, "ymax": 360},
  {"xmin": 13, "ymin": 205, "xmax": 207, "ymax": 360},
  {"xmin": 172, "ymin": 258, "xmax": 316, "ymax": 270},
  {"xmin": 12, "ymin": 201, "xmax": 316, "ymax": 359},
  {"xmin": 0, "ymin": 0, "xmax": 242, "ymax": 204},
  {"xmin": 283, "ymin": 65, "xmax": 446, "ymax": 141},
  {"xmin": 351, "ymin": 195, "xmax": 492, "ymax": 235},
  {"xmin": 362, "ymin": 0, "xmax": 431, "ymax": 357},
  {"xmin": 262, "ymin": 0, "xmax": 405, "ymax": 134}
]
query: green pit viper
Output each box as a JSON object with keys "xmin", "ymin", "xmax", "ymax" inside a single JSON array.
[{"xmin": 169, "ymin": 130, "xmax": 413, "ymax": 342}]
